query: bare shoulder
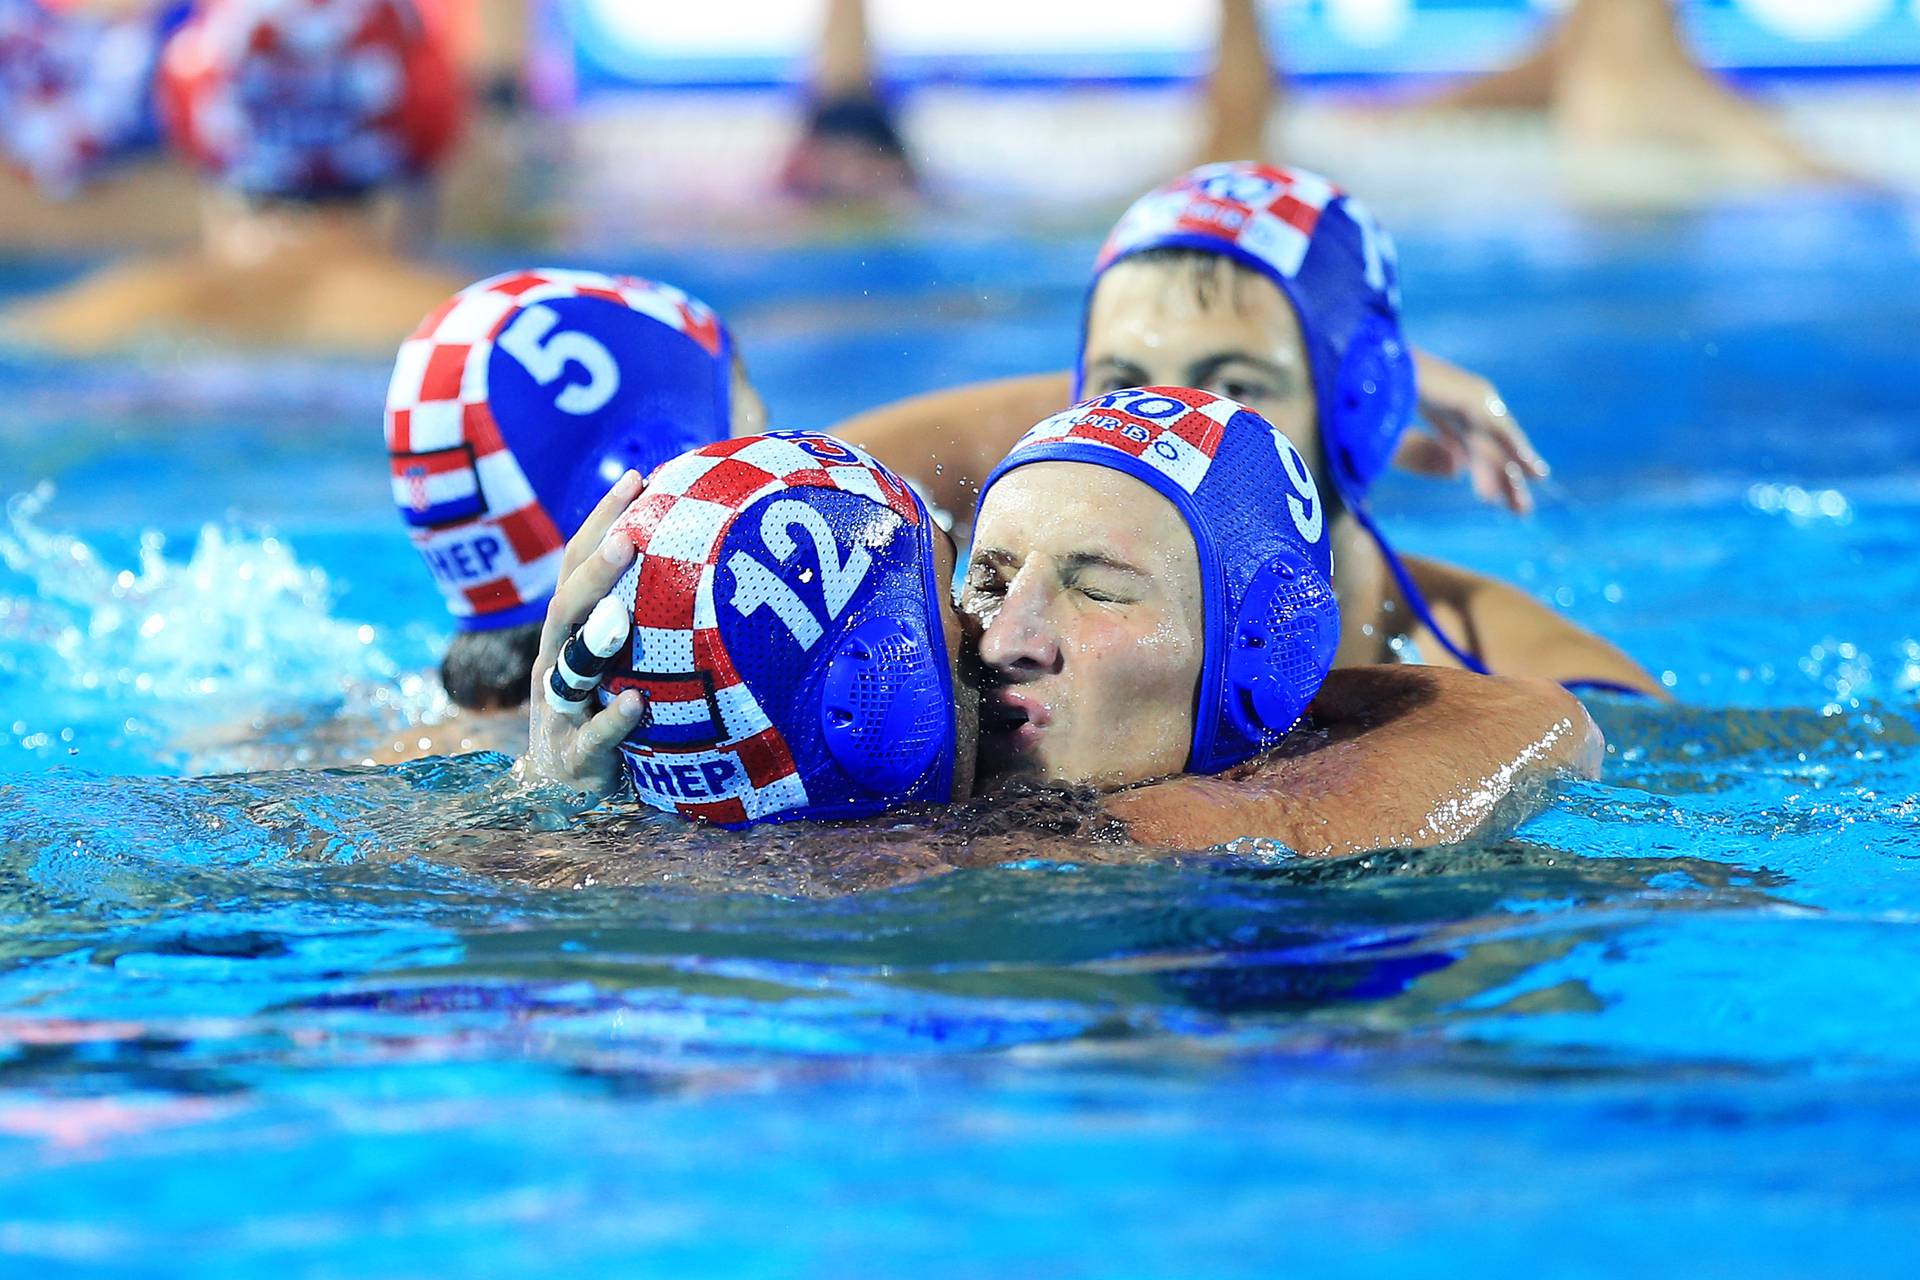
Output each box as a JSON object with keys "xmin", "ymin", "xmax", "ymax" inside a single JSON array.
[
  {"xmin": 1105, "ymin": 666, "xmax": 1603, "ymax": 855},
  {"xmin": 830, "ymin": 370, "xmax": 1074, "ymax": 521},
  {"xmin": 299, "ymin": 253, "xmax": 471, "ymax": 352},
  {"xmin": 0, "ymin": 254, "xmax": 201, "ymax": 353},
  {"xmin": 1404, "ymin": 553, "xmax": 1667, "ymax": 698}
]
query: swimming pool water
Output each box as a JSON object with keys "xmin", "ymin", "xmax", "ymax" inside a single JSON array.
[{"xmin": 1, "ymin": 198, "xmax": 1918, "ymax": 1277}]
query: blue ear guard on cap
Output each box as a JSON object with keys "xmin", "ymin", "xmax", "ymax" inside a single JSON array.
[
  {"xmin": 603, "ymin": 432, "xmax": 956, "ymax": 827},
  {"xmin": 1080, "ymin": 164, "xmax": 1485, "ymax": 674},
  {"xmin": 976, "ymin": 387, "xmax": 1339, "ymax": 776}
]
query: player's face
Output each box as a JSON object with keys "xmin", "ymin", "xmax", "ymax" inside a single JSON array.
[
  {"xmin": 1081, "ymin": 255, "xmax": 1320, "ymax": 471},
  {"xmin": 963, "ymin": 463, "xmax": 1203, "ymax": 790}
]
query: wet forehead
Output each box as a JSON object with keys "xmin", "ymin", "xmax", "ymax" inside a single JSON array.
[
  {"xmin": 1084, "ymin": 257, "xmax": 1308, "ymax": 370},
  {"xmin": 974, "ymin": 462, "xmax": 1194, "ymax": 577}
]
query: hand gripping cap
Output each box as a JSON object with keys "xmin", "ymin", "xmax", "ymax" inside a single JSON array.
[
  {"xmin": 385, "ymin": 267, "xmax": 735, "ymax": 631},
  {"xmin": 1082, "ymin": 162, "xmax": 1416, "ymax": 507},
  {"xmin": 599, "ymin": 432, "xmax": 956, "ymax": 828},
  {"xmin": 976, "ymin": 387, "xmax": 1339, "ymax": 775},
  {"xmin": 157, "ymin": 0, "xmax": 464, "ymax": 200}
]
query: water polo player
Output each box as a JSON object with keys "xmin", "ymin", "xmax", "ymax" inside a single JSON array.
[
  {"xmin": 381, "ymin": 266, "xmax": 764, "ymax": 760},
  {"xmin": 964, "ymin": 385, "xmax": 1339, "ymax": 791},
  {"xmin": 527, "ymin": 415, "xmax": 1600, "ymax": 856},
  {"xmin": 2, "ymin": 0, "xmax": 472, "ymax": 352},
  {"xmin": 837, "ymin": 162, "xmax": 1662, "ymax": 698}
]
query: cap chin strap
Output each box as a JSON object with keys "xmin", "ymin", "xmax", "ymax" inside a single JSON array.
[{"xmin": 1348, "ymin": 502, "xmax": 1491, "ymax": 676}]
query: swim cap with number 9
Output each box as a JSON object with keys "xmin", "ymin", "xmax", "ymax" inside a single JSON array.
[{"xmin": 977, "ymin": 386, "xmax": 1338, "ymax": 774}]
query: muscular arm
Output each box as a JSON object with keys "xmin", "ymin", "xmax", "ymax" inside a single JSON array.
[
  {"xmin": 1404, "ymin": 554, "xmax": 1670, "ymax": 699},
  {"xmin": 1105, "ymin": 666, "xmax": 1603, "ymax": 854},
  {"xmin": 828, "ymin": 370, "xmax": 1072, "ymax": 523}
]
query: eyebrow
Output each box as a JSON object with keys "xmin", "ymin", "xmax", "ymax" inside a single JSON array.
[
  {"xmin": 1061, "ymin": 551, "xmax": 1147, "ymax": 577},
  {"xmin": 969, "ymin": 547, "xmax": 1148, "ymax": 578},
  {"xmin": 1087, "ymin": 356, "xmax": 1151, "ymax": 383}
]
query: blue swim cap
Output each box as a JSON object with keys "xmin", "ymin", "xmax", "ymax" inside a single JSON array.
[
  {"xmin": 1083, "ymin": 162, "xmax": 1415, "ymax": 506},
  {"xmin": 976, "ymin": 387, "xmax": 1340, "ymax": 775},
  {"xmin": 600, "ymin": 432, "xmax": 956, "ymax": 827},
  {"xmin": 385, "ymin": 268, "xmax": 735, "ymax": 632}
]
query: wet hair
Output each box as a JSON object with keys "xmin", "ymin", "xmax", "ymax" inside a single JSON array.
[
  {"xmin": 1114, "ymin": 246, "xmax": 1269, "ymax": 313},
  {"xmin": 440, "ymin": 622, "xmax": 542, "ymax": 711}
]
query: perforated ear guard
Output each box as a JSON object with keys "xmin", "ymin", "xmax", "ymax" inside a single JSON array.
[
  {"xmin": 819, "ymin": 613, "xmax": 950, "ymax": 793},
  {"xmin": 1224, "ymin": 548, "xmax": 1342, "ymax": 745},
  {"xmin": 1328, "ymin": 311, "xmax": 1417, "ymax": 499}
]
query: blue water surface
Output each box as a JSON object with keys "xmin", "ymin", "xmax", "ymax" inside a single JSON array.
[{"xmin": 1, "ymin": 196, "xmax": 1918, "ymax": 1277}]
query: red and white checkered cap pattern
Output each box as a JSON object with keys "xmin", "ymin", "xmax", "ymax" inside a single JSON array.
[
  {"xmin": 1007, "ymin": 387, "xmax": 1243, "ymax": 497},
  {"xmin": 0, "ymin": 4, "xmax": 152, "ymax": 198},
  {"xmin": 160, "ymin": 0, "xmax": 462, "ymax": 196},
  {"xmin": 604, "ymin": 433, "xmax": 923, "ymax": 826},
  {"xmin": 384, "ymin": 268, "xmax": 724, "ymax": 624},
  {"xmin": 1095, "ymin": 162, "xmax": 1339, "ymax": 282}
]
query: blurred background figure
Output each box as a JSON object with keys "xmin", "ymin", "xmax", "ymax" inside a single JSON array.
[
  {"xmin": 0, "ymin": 0, "xmax": 471, "ymax": 354},
  {"xmin": 0, "ymin": 0, "xmax": 178, "ymax": 198},
  {"xmin": 1201, "ymin": 0, "xmax": 1845, "ymax": 185},
  {"xmin": 1428, "ymin": 0, "xmax": 1848, "ymax": 185},
  {"xmin": 779, "ymin": 0, "xmax": 915, "ymax": 203},
  {"xmin": 0, "ymin": 0, "xmax": 203, "ymax": 247}
]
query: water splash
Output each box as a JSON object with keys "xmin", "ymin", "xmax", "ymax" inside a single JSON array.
[{"xmin": 0, "ymin": 484, "xmax": 444, "ymax": 770}]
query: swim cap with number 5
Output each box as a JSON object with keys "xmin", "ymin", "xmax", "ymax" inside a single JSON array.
[{"xmin": 386, "ymin": 267, "xmax": 735, "ymax": 631}]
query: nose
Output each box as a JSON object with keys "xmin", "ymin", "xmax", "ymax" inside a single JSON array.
[{"xmin": 976, "ymin": 567, "xmax": 1060, "ymax": 679}]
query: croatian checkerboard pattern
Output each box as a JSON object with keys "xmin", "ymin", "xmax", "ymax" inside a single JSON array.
[
  {"xmin": 384, "ymin": 268, "xmax": 725, "ymax": 624},
  {"xmin": 1096, "ymin": 162, "xmax": 1338, "ymax": 282},
  {"xmin": 603, "ymin": 433, "xmax": 922, "ymax": 826}
]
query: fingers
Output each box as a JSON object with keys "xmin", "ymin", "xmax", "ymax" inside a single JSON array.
[
  {"xmin": 560, "ymin": 469, "xmax": 644, "ymax": 579},
  {"xmin": 1463, "ymin": 435, "xmax": 1534, "ymax": 517},
  {"xmin": 543, "ymin": 595, "xmax": 632, "ymax": 716},
  {"xmin": 565, "ymin": 689, "xmax": 647, "ymax": 777},
  {"xmin": 1477, "ymin": 395, "xmax": 1549, "ymax": 480},
  {"xmin": 1410, "ymin": 348, "xmax": 1551, "ymax": 505},
  {"xmin": 1392, "ymin": 432, "xmax": 1466, "ymax": 479},
  {"xmin": 539, "ymin": 528, "xmax": 637, "ymax": 673}
]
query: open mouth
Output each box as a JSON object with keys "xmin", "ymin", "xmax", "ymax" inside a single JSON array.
[{"xmin": 983, "ymin": 689, "xmax": 1050, "ymax": 750}]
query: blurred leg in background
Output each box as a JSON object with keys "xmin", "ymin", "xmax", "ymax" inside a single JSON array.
[
  {"xmin": 779, "ymin": 0, "xmax": 916, "ymax": 202},
  {"xmin": 1196, "ymin": 0, "xmax": 1279, "ymax": 165},
  {"xmin": 1435, "ymin": 0, "xmax": 1847, "ymax": 184}
]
